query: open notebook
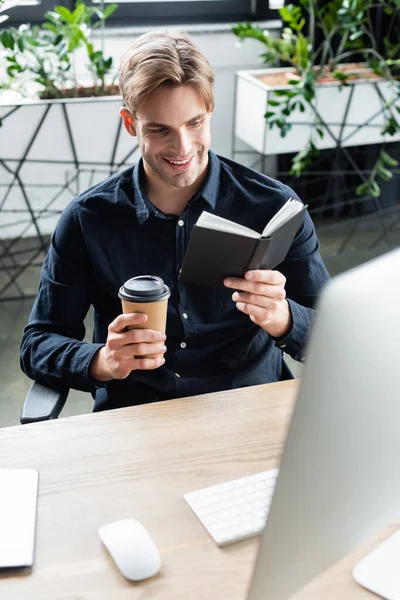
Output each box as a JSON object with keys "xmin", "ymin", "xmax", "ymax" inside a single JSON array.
[{"xmin": 179, "ymin": 198, "xmax": 307, "ymax": 286}]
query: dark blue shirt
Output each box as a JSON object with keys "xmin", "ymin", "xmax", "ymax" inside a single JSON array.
[{"xmin": 20, "ymin": 151, "xmax": 330, "ymax": 411}]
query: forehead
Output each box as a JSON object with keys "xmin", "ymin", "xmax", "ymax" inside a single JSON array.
[{"xmin": 136, "ymin": 83, "xmax": 209, "ymax": 126}]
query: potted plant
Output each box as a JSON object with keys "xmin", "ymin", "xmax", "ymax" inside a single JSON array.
[
  {"xmin": 0, "ymin": 1, "xmax": 140, "ymax": 301},
  {"xmin": 232, "ymin": 0, "xmax": 400, "ymax": 199},
  {"xmin": 0, "ymin": 0, "xmax": 118, "ymax": 98}
]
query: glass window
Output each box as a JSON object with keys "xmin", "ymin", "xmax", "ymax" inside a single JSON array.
[{"xmin": 6, "ymin": 0, "xmax": 283, "ymax": 27}]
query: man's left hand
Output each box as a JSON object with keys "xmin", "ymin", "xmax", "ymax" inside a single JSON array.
[{"xmin": 224, "ymin": 270, "xmax": 292, "ymax": 338}]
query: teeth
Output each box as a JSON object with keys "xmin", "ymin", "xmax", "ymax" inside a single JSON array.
[{"xmin": 168, "ymin": 158, "xmax": 191, "ymax": 165}]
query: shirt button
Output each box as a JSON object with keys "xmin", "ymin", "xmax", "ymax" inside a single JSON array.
[
  {"xmin": 180, "ymin": 342, "xmax": 187, "ymax": 349},
  {"xmin": 182, "ymin": 312, "xmax": 188, "ymax": 319},
  {"xmin": 178, "ymin": 219, "xmax": 184, "ymax": 227},
  {"xmin": 175, "ymin": 373, "xmax": 181, "ymax": 378}
]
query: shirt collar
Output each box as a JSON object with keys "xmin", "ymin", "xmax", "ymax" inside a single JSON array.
[
  {"xmin": 132, "ymin": 160, "xmax": 153, "ymax": 225},
  {"xmin": 132, "ymin": 150, "xmax": 220, "ymax": 224},
  {"xmin": 199, "ymin": 150, "xmax": 220, "ymax": 210}
]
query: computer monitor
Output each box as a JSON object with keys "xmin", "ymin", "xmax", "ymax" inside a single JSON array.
[{"xmin": 247, "ymin": 248, "xmax": 400, "ymax": 600}]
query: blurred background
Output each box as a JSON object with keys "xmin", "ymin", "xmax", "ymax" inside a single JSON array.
[{"xmin": 1, "ymin": 0, "xmax": 399, "ymax": 426}]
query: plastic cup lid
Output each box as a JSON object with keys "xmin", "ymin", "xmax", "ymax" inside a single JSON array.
[{"xmin": 118, "ymin": 275, "xmax": 170, "ymax": 303}]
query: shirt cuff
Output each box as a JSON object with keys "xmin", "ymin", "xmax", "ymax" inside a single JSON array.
[
  {"xmin": 67, "ymin": 342, "xmax": 108, "ymax": 391},
  {"xmin": 271, "ymin": 299, "xmax": 314, "ymax": 362}
]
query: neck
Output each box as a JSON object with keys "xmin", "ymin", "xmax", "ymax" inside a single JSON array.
[
  {"xmin": 146, "ymin": 181, "xmax": 196, "ymax": 216},
  {"xmin": 144, "ymin": 161, "xmax": 209, "ymax": 216}
]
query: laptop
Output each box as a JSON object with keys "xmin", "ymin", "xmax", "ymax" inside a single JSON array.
[{"xmin": 247, "ymin": 247, "xmax": 400, "ymax": 599}]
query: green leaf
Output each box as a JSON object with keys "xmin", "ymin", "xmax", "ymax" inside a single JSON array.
[
  {"xmin": 43, "ymin": 23, "xmax": 58, "ymax": 33},
  {"xmin": 355, "ymin": 180, "xmax": 381, "ymax": 198},
  {"xmin": 355, "ymin": 183, "xmax": 369, "ymax": 197},
  {"xmin": 295, "ymin": 33, "xmax": 310, "ymax": 70},
  {"xmin": 54, "ymin": 5, "xmax": 73, "ymax": 23},
  {"xmin": 278, "ymin": 120, "xmax": 292, "ymax": 137},
  {"xmin": 103, "ymin": 3, "xmax": 118, "ymax": 19},
  {"xmin": 44, "ymin": 11, "xmax": 61, "ymax": 23},
  {"xmin": 370, "ymin": 181, "xmax": 381, "ymax": 197},
  {"xmin": 279, "ymin": 4, "xmax": 305, "ymax": 31},
  {"xmin": 268, "ymin": 99, "xmax": 280, "ymax": 106},
  {"xmin": 380, "ymin": 150, "xmax": 399, "ymax": 167},
  {"xmin": 377, "ymin": 165, "xmax": 393, "ymax": 181},
  {"xmin": 17, "ymin": 36, "xmax": 24, "ymax": 52},
  {"xmin": 72, "ymin": 2, "xmax": 85, "ymax": 23},
  {"xmin": 332, "ymin": 70, "xmax": 349, "ymax": 83},
  {"xmin": 1, "ymin": 30, "xmax": 15, "ymax": 51},
  {"xmin": 382, "ymin": 116, "xmax": 400, "ymax": 136},
  {"xmin": 264, "ymin": 111, "xmax": 275, "ymax": 119}
]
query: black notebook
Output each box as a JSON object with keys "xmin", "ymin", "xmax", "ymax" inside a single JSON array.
[{"xmin": 179, "ymin": 198, "xmax": 307, "ymax": 286}]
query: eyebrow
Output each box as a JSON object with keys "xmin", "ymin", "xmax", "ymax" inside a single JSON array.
[{"xmin": 143, "ymin": 113, "xmax": 206, "ymax": 128}]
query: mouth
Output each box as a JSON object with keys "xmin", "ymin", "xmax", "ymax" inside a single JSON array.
[{"xmin": 162, "ymin": 154, "xmax": 196, "ymax": 171}]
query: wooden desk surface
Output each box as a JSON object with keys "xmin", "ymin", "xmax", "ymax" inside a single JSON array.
[
  {"xmin": 0, "ymin": 379, "xmax": 396, "ymax": 600},
  {"xmin": 0, "ymin": 380, "xmax": 297, "ymax": 600}
]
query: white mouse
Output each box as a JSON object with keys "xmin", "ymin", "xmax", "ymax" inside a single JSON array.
[{"xmin": 98, "ymin": 518, "xmax": 161, "ymax": 581}]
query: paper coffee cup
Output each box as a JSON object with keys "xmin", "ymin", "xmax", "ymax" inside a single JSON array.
[{"xmin": 118, "ymin": 275, "xmax": 171, "ymax": 358}]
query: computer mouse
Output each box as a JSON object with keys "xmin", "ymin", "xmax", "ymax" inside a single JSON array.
[{"xmin": 98, "ymin": 518, "xmax": 161, "ymax": 582}]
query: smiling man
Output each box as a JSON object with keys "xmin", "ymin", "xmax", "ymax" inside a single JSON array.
[{"xmin": 20, "ymin": 30, "xmax": 330, "ymax": 411}]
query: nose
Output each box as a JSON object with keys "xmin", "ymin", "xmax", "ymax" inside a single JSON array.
[{"xmin": 173, "ymin": 129, "xmax": 192, "ymax": 158}]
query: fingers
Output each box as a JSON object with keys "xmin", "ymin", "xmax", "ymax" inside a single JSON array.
[
  {"xmin": 224, "ymin": 270, "xmax": 291, "ymax": 336},
  {"xmin": 235, "ymin": 302, "xmax": 270, "ymax": 322},
  {"xmin": 129, "ymin": 355, "xmax": 166, "ymax": 371},
  {"xmin": 119, "ymin": 343, "xmax": 167, "ymax": 360},
  {"xmin": 109, "ymin": 354, "xmax": 166, "ymax": 379},
  {"xmin": 109, "ymin": 312, "xmax": 148, "ymax": 333},
  {"xmin": 232, "ymin": 292, "xmax": 282, "ymax": 311},
  {"xmin": 103, "ymin": 313, "xmax": 169, "ymax": 379},
  {"xmin": 224, "ymin": 270, "xmax": 286, "ymax": 300},
  {"xmin": 107, "ymin": 327, "xmax": 166, "ymax": 350},
  {"xmin": 244, "ymin": 270, "xmax": 285, "ymax": 285}
]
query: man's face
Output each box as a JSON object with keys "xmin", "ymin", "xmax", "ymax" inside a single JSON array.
[{"xmin": 120, "ymin": 84, "xmax": 212, "ymax": 189}]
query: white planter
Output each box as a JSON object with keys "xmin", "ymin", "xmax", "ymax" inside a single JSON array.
[
  {"xmin": 0, "ymin": 95, "xmax": 140, "ymax": 240},
  {"xmin": 234, "ymin": 67, "xmax": 400, "ymax": 155}
]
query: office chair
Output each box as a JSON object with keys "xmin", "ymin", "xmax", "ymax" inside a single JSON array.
[{"xmin": 20, "ymin": 382, "xmax": 69, "ymax": 424}]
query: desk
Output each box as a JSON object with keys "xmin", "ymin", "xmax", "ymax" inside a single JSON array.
[{"xmin": 0, "ymin": 380, "xmax": 397, "ymax": 600}]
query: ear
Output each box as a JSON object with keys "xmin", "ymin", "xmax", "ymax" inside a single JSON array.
[{"xmin": 120, "ymin": 107, "xmax": 137, "ymax": 137}]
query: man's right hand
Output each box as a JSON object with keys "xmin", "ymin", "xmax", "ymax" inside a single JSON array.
[{"xmin": 89, "ymin": 313, "xmax": 167, "ymax": 382}]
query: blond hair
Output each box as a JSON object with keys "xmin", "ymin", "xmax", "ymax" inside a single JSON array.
[{"xmin": 118, "ymin": 30, "xmax": 214, "ymax": 115}]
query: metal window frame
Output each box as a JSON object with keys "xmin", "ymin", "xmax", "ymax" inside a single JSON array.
[
  {"xmin": 5, "ymin": 0, "xmax": 278, "ymax": 26},
  {"xmin": 96, "ymin": 0, "xmax": 277, "ymax": 27}
]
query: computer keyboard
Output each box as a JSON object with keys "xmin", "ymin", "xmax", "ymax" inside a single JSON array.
[{"xmin": 184, "ymin": 468, "xmax": 279, "ymax": 546}]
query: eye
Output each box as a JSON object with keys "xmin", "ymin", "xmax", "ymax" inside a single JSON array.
[
  {"xmin": 149, "ymin": 127, "xmax": 168, "ymax": 136},
  {"xmin": 188, "ymin": 119, "xmax": 203, "ymax": 128}
]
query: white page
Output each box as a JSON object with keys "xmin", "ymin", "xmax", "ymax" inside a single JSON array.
[
  {"xmin": 0, "ymin": 469, "xmax": 39, "ymax": 568},
  {"xmin": 196, "ymin": 211, "xmax": 260, "ymax": 239},
  {"xmin": 262, "ymin": 198, "xmax": 303, "ymax": 237}
]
